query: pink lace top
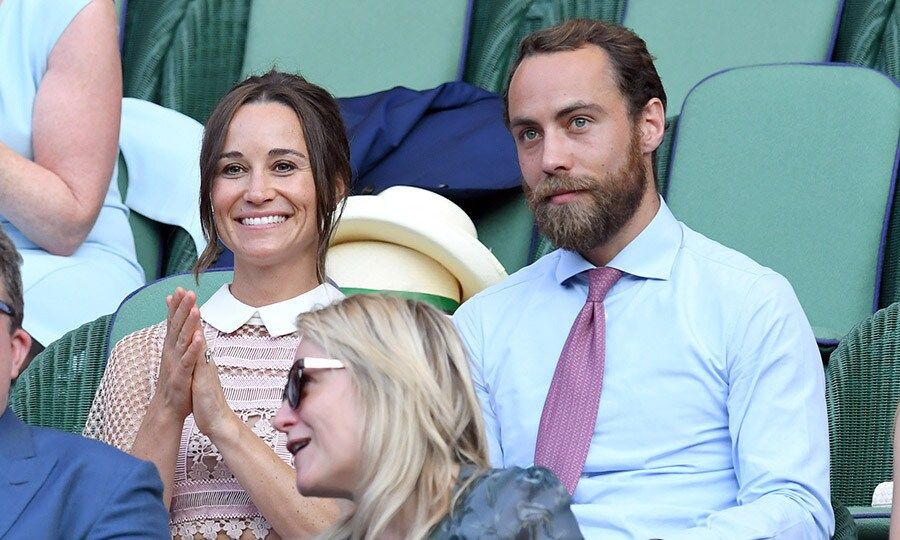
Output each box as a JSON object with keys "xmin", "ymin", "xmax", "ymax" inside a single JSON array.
[{"xmin": 84, "ymin": 321, "xmax": 304, "ymax": 539}]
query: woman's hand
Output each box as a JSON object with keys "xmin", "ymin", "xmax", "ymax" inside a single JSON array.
[
  {"xmin": 151, "ymin": 288, "xmax": 204, "ymax": 421},
  {"xmin": 131, "ymin": 287, "xmax": 205, "ymax": 508},
  {"xmin": 191, "ymin": 333, "xmax": 238, "ymax": 440}
]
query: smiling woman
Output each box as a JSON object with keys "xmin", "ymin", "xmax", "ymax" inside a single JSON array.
[{"xmin": 83, "ymin": 71, "xmax": 349, "ymax": 539}]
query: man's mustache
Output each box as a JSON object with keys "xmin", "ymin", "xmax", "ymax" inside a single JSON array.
[{"xmin": 530, "ymin": 174, "xmax": 598, "ymax": 202}]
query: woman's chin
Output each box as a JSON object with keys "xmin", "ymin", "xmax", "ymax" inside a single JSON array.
[
  {"xmin": 297, "ymin": 476, "xmax": 349, "ymax": 499},
  {"xmin": 230, "ymin": 245, "xmax": 316, "ymax": 272}
]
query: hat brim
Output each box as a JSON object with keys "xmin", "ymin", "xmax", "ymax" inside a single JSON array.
[{"xmin": 332, "ymin": 197, "xmax": 507, "ymax": 301}]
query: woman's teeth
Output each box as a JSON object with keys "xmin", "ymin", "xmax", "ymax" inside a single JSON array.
[{"xmin": 240, "ymin": 215, "xmax": 287, "ymax": 226}]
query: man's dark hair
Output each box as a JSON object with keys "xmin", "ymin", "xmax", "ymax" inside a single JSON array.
[
  {"xmin": 504, "ymin": 19, "xmax": 667, "ymax": 122},
  {"xmin": 0, "ymin": 228, "xmax": 24, "ymax": 331}
]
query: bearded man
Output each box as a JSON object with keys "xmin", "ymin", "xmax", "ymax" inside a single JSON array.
[{"xmin": 453, "ymin": 19, "xmax": 833, "ymax": 539}]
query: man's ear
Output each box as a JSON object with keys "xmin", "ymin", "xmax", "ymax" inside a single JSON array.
[
  {"xmin": 9, "ymin": 328, "xmax": 31, "ymax": 380},
  {"xmin": 639, "ymin": 98, "xmax": 666, "ymax": 154}
]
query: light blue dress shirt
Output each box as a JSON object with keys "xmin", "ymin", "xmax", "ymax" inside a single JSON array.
[{"xmin": 454, "ymin": 200, "xmax": 833, "ymax": 539}]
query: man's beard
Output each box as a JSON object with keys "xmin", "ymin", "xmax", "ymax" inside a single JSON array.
[{"xmin": 525, "ymin": 131, "xmax": 648, "ymax": 255}]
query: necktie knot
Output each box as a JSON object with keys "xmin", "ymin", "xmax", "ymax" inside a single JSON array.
[{"xmin": 587, "ymin": 267, "xmax": 622, "ymax": 302}]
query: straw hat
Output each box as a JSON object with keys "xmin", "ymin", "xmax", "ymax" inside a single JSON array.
[{"xmin": 327, "ymin": 186, "xmax": 507, "ymax": 304}]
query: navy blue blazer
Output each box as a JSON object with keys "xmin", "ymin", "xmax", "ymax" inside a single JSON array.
[
  {"xmin": 340, "ymin": 82, "xmax": 523, "ymax": 197},
  {"xmin": 0, "ymin": 409, "xmax": 169, "ymax": 539}
]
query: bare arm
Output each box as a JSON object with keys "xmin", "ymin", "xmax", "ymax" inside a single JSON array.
[
  {"xmin": 191, "ymin": 352, "xmax": 340, "ymax": 536},
  {"xmin": 0, "ymin": 0, "xmax": 121, "ymax": 255}
]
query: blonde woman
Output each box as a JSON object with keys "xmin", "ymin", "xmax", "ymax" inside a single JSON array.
[{"xmin": 273, "ymin": 294, "xmax": 582, "ymax": 539}]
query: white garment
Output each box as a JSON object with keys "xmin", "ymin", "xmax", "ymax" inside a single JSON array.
[
  {"xmin": 200, "ymin": 282, "xmax": 346, "ymax": 336},
  {"xmin": 0, "ymin": 0, "xmax": 143, "ymax": 344},
  {"xmin": 119, "ymin": 97, "xmax": 206, "ymax": 255}
]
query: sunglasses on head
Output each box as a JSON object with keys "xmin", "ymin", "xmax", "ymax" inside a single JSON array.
[{"xmin": 282, "ymin": 356, "xmax": 345, "ymax": 409}]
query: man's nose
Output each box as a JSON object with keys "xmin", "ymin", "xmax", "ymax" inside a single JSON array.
[{"xmin": 541, "ymin": 131, "xmax": 574, "ymax": 175}]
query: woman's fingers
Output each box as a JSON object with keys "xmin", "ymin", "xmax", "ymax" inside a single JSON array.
[
  {"xmin": 171, "ymin": 290, "xmax": 195, "ymax": 331},
  {"xmin": 182, "ymin": 328, "xmax": 206, "ymax": 371},
  {"xmin": 164, "ymin": 288, "xmax": 188, "ymax": 349},
  {"xmin": 176, "ymin": 305, "xmax": 201, "ymax": 354},
  {"xmin": 170, "ymin": 292, "xmax": 197, "ymax": 346}
]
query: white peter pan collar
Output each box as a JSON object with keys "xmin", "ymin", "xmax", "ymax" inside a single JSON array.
[{"xmin": 199, "ymin": 282, "xmax": 345, "ymax": 337}]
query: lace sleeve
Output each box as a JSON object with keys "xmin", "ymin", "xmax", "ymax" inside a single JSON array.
[{"xmin": 83, "ymin": 322, "xmax": 166, "ymax": 451}]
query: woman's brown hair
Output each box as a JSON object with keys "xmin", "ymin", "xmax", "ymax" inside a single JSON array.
[{"xmin": 194, "ymin": 70, "xmax": 351, "ymax": 282}]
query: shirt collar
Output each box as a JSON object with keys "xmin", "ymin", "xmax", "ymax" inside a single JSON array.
[
  {"xmin": 199, "ymin": 282, "xmax": 345, "ymax": 337},
  {"xmin": 555, "ymin": 197, "xmax": 683, "ymax": 284}
]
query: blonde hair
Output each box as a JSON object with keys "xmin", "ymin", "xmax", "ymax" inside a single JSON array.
[{"xmin": 296, "ymin": 294, "xmax": 490, "ymax": 539}]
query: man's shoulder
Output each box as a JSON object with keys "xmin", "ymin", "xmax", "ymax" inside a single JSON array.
[
  {"xmin": 457, "ymin": 250, "xmax": 561, "ymax": 314},
  {"xmin": 14, "ymin": 423, "xmax": 168, "ymax": 539},
  {"xmin": 675, "ymin": 223, "xmax": 801, "ymax": 316},
  {"xmin": 30, "ymin": 424, "xmax": 148, "ymax": 472},
  {"xmin": 679, "ymin": 225, "xmax": 772, "ymax": 276},
  {"xmin": 678, "ymin": 223, "xmax": 789, "ymax": 289}
]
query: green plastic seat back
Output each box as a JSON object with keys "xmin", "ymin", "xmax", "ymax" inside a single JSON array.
[
  {"xmin": 108, "ymin": 270, "xmax": 234, "ymax": 350},
  {"xmin": 463, "ymin": 0, "xmax": 625, "ymax": 93},
  {"xmin": 833, "ymin": 0, "xmax": 900, "ymax": 83},
  {"xmin": 826, "ymin": 302, "xmax": 900, "ymax": 506},
  {"xmin": 241, "ymin": 1, "xmax": 468, "ymax": 97},
  {"xmin": 623, "ymin": 0, "xmax": 842, "ymax": 116},
  {"xmin": 665, "ymin": 63, "xmax": 900, "ymax": 342}
]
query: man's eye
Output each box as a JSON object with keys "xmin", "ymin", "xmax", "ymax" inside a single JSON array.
[
  {"xmin": 571, "ymin": 117, "xmax": 588, "ymax": 128},
  {"xmin": 521, "ymin": 129, "xmax": 538, "ymax": 141}
]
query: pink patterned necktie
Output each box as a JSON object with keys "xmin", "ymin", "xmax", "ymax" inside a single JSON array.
[{"xmin": 534, "ymin": 266, "xmax": 623, "ymax": 494}]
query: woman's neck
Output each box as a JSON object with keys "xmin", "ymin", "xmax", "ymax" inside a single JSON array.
[{"xmin": 229, "ymin": 259, "xmax": 320, "ymax": 307}]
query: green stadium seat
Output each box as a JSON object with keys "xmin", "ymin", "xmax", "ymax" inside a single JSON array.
[
  {"xmin": 623, "ymin": 0, "xmax": 842, "ymax": 117},
  {"xmin": 241, "ymin": 1, "xmax": 468, "ymax": 98},
  {"xmin": 10, "ymin": 314, "xmax": 113, "ymax": 433},
  {"xmin": 826, "ymin": 302, "xmax": 900, "ymax": 539},
  {"xmin": 848, "ymin": 506, "xmax": 888, "ymax": 540},
  {"xmin": 627, "ymin": 0, "xmax": 842, "ymax": 196},
  {"xmin": 123, "ymin": 0, "xmax": 470, "ymax": 122},
  {"xmin": 463, "ymin": 0, "xmax": 625, "ymax": 94},
  {"xmin": 665, "ymin": 63, "xmax": 900, "ymax": 344},
  {"xmin": 10, "ymin": 270, "xmax": 234, "ymax": 434},
  {"xmin": 833, "ymin": 0, "xmax": 899, "ymax": 83},
  {"xmin": 107, "ymin": 271, "xmax": 234, "ymax": 350},
  {"xmin": 121, "ymin": 0, "xmax": 252, "ymax": 123}
]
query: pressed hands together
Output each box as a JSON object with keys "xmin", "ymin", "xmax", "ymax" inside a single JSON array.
[
  {"xmin": 131, "ymin": 288, "xmax": 234, "ymax": 505},
  {"xmin": 130, "ymin": 288, "xmax": 339, "ymax": 536}
]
